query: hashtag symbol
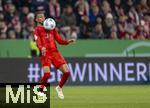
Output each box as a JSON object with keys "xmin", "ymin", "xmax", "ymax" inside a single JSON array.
[{"xmin": 28, "ymin": 63, "xmax": 40, "ymax": 82}]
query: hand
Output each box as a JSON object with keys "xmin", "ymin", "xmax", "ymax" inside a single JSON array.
[
  {"xmin": 68, "ymin": 39, "xmax": 76, "ymax": 44},
  {"xmin": 41, "ymin": 47, "xmax": 46, "ymax": 56}
]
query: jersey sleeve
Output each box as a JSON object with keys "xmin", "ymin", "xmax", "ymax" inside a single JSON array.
[
  {"xmin": 53, "ymin": 29, "xmax": 69, "ymax": 45},
  {"xmin": 34, "ymin": 28, "xmax": 43, "ymax": 51}
]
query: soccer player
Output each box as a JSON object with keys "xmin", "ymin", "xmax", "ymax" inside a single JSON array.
[{"xmin": 34, "ymin": 12, "xmax": 75, "ymax": 99}]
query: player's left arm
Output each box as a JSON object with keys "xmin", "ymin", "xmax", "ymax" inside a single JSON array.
[{"xmin": 54, "ymin": 29, "xmax": 76, "ymax": 45}]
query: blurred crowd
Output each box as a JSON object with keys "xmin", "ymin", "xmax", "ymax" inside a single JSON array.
[{"xmin": 0, "ymin": 0, "xmax": 150, "ymax": 40}]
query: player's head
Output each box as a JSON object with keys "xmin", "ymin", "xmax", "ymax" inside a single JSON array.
[{"xmin": 35, "ymin": 12, "xmax": 45, "ymax": 25}]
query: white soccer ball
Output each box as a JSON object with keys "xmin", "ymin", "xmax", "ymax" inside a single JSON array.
[{"xmin": 43, "ymin": 18, "xmax": 56, "ymax": 30}]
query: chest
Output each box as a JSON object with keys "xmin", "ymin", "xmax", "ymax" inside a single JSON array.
[{"xmin": 41, "ymin": 30, "xmax": 54, "ymax": 41}]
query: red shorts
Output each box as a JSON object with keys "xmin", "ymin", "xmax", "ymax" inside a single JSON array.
[{"xmin": 40, "ymin": 51, "xmax": 67, "ymax": 69}]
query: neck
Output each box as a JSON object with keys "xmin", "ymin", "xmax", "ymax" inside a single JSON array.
[{"xmin": 37, "ymin": 23, "xmax": 43, "ymax": 26}]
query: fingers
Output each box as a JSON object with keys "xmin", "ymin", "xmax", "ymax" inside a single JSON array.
[
  {"xmin": 41, "ymin": 47, "xmax": 46, "ymax": 56},
  {"xmin": 42, "ymin": 51, "xmax": 46, "ymax": 56},
  {"xmin": 69, "ymin": 39, "xmax": 76, "ymax": 44},
  {"xmin": 71, "ymin": 39, "xmax": 76, "ymax": 43}
]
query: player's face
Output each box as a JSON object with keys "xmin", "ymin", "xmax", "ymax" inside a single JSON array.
[{"xmin": 36, "ymin": 14, "xmax": 45, "ymax": 24}]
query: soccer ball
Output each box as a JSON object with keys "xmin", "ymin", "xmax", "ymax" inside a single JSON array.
[{"xmin": 43, "ymin": 18, "xmax": 56, "ymax": 30}]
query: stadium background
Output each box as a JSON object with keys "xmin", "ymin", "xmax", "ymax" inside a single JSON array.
[{"xmin": 0, "ymin": 0, "xmax": 150, "ymax": 108}]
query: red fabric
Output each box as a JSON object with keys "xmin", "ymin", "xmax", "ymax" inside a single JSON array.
[
  {"xmin": 59, "ymin": 72, "xmax": 70, "ymax": 88},
  {"xmin": 40, "ymin": 51, "xmax": 66, "ymax": 68},
  {"xmin": 119, "ymin": 31, "xmax": 126, "ymax": 39},
  {"xmin": 40, "ymin": 72, "xmax": 50, "ymax": 89},
  {"xmin": 34, "ymin": 26, "xmax": 46, "ymax": 51},
  {"xmin": 34, "ymin": 26, "xmax": 69, "ymax": 52},
  {"xmin": 40, "ymin": 72, "xmax": 50, "ymax": 83}
]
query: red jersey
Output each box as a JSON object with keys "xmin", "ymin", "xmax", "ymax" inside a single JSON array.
[{"xmin": 34, "ymin": 26, "xmax": 69, "ymax": 52}]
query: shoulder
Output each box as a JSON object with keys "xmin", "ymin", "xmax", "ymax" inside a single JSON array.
[
  {"xmin": 34, "ymin": 26, "xmax": 40, "ymax": 30},
  {"xmin": 34, "ymin": 26, "xmax": 44, "ymax": 40},
  {"xmin": 35, "ymin": 26, "xmax": 45, "ymax": 31},
  {"xmin": 34, "ymin": 26, "xmax": 39, "ymax": 33},
  {"xmin": 51, "ymin": 28, "xmax": 56, "ymax": 34},
  {"xmin": 53, "ymin": 28, "xmax": 59, "ymax": 33},
  {"xmin": 52, "ymin": 29, "xmax": 60, "ymax": 37}
]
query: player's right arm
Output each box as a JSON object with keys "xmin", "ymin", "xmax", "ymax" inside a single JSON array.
[{"xmin": 34, "ymin": 27, "xmax": 46, "ymax": 56}]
